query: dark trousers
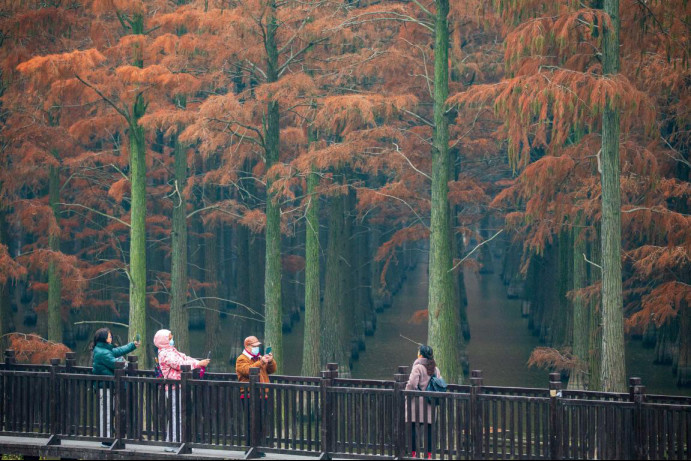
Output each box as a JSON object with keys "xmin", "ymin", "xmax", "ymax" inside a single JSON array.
[{"xmin": 411, "ymin": 423, "xmax": 432, "ymax": 453}]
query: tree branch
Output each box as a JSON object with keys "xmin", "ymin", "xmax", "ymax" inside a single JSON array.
[
  {"xmin": 74, "ymin": 320, "xmax": 129, "ymax": 328},
  {"xmin": 410, "ymin": 0, "xmax": 434, "ymax": 18},
  {"xmin": 583, "ymin": 253, "xmax": 602, "ymax": 271},
  {"xmin": 58, "ymin": 202, "xmax": 131, "ymax": 228},
  {"xmin": 392, "ymin": 142, "xmax": 431, "ymax": 180},
  {"xmin": 622, "ymin": 206, "xmax": 690, "ymax": 217},
  {"xmin": 449, "ymin": 229, "xmax": 504, "ymax": 272},
  {"xmin": 279, "ymin": 38, "xmax": 329, "ymax": 76},
  {"xmin": 186, "ymin": 203, "xmax": 243, "ymax": 220},
  {"xmin": 186, "ymin": 305, "xmax": 265, "ymax": 323},
  {"xmin": 75, "ymin": 74, "xmax": 130, "ymax": 121},
  {"xmin": 365, "ymin": 188, "xmax": 429, "ymax": 230}
]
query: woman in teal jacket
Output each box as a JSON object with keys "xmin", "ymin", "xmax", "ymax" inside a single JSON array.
[
  {"xmin": 92, "ymin": 328, "xmax": 139, "ymax": 376},
  {"xmin": 91, "ymin": 328, "xmax": 140, "ymax": 444}
]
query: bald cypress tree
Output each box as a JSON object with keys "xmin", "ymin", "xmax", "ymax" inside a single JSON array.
[
  {"xmin": 428, "ymin": 0, "xmax": 463, "ymax": 384},
  {"xmin": 599, "ymin": 0, "xmax": 625, "ymax": 393}
]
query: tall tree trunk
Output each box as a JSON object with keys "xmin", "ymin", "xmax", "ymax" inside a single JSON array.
[
  {"xmin": 428, "ymin": 0, "xmax": 462, "ymax": 384},
  {"xmin": 370, "ymin": 225, "xmax": 384, "ymax": 312},
  {"xmin": 553, "ymin": 232, "xmax": 573, "ymax": 348},
  {"xmin": 599, "ymin": 0, "xmax": 625, "ymax": 392},
  {"xmin": 204, "ymin": 219, "xmax": 222, "ymax": 358},
  {"xmin": 676, "ymin": 300, "xmax": 690, "ymax": 387},
  {"xmin": 47, "ymin": 163, "xmax": 62, "ymax": 343},
  {"xmin": 169, "ymin": 133, "xmax": 189, "ymax": 353},
  {"xmin": 357, "ymin": 217, "xmax": 373, "ymax": 341},
  {"xmin": 302, "ymin": 169, "xmax": 321, "ymax": 376},
  {"xmin": 321, "ymin": 190, "xmax": 349, "ymax": 372},
  {"xmin": 588, "ymin": 238, "xmax": 602, "ymax": 390},
  {"xmin": 568, "ymin": 225, "xmax": 588, "ymax": 390},
  {"xmin": 345, "ymin": 187, "xmax": 362, "ymax": 359},
  {"xmin": 263, "ymin": 0, "xmax": 283, "ymax": 371},
  {"xmin": 0, "ymin": 205, "xmax": 12, "ymax": 349},
  {"xmin": 128, "ymin": 93, "xmax": 148, "ymax": 367},
  {"xmin": 249, "ymin": 233, "xmax": 265, "ymax": 324},
  {"xmin": 188, "ymin": 215, "xmax": 206, "ymax": 336},
  {"xmin": 236, "ymin": 224, "xmax": 251, "ymax": 311}
]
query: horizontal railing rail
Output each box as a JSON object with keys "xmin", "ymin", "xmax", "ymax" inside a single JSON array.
[{"xmin": 0, "ymin": 350, "xmax": 689, "ymax": 460}]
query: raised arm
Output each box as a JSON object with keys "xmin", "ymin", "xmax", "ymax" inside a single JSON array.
[
  {"xmin": 265, "ymin": 358, "xmax": 277, "ymax": 375},
  {"xmin": 160, "ymin": 349, "xmax": 199, "ymax": 372},
  {"xmin": 111, "ymin": 342, "xmax": 136, "ymax": 358}
]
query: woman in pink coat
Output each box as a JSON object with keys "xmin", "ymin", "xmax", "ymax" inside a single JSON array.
[
  {"xmin": 154, "ymin": 329, "xmax": 209, "ymax": 380},
  {"xmin": 405, "ymin": 345, "xmax": 441, "ymax": 459},
  {"xmin": 153, "ymin": 329, "xmax": 210, "ymax": 445}
]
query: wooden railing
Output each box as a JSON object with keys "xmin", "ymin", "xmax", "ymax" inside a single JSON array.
[{"xmin": 0, "ymin": 350, "xmax": 689, "ymax": 459}]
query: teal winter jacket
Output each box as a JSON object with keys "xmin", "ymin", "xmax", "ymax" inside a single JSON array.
[{"xmin": 92, "ymin": 342, "xmax": 137, "ymax": 376}]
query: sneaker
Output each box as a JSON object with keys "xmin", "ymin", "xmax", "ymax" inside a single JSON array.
[
  {"xmin": 100, "ymin": 442, "xmax": 112, "ymax": 448},
  {"xmin": 427, "ymin": 453, "xmax": 432, "ymax": 459},
  {"xmin": 163, "ymin": 447, "xmax": 176, "ymax": 453},
  {"xmin": 411, "ymin": 451, "xmax": 417, "ymax": 458}
]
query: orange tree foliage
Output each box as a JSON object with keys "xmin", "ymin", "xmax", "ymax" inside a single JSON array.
[
  {"xmin": 456, "ymin": 0, "xmax": 690, "ymax": 332},
  {"xmin": 0, "ymin": 2, "xmax": 92, "ymax": 315},
  {"xmin": 7, "ymin": 333, "xmax": 71, "ymax": 364},
  {"xmin": 528, "ymin": 346, "xmax": 585, "ymax": 374},
  {"xmin": 1, "ymin": 0, "xmax": 686, "ymax": 378},
  {"xmin": 10, "ymin": 0, "xmax": 218, "ymax": 317}
]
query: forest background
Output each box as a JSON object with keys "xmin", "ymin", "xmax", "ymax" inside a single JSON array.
[{"xmin": 0, "ymin": 0, "xmax": 688, "ymax": 394}]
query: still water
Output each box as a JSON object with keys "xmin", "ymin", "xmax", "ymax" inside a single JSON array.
[{"xmin": 298, "ymin": 254, "xmax": 689, "ymax": 396}]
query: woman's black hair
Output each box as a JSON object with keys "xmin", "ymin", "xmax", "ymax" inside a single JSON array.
[
  {"xmin": 418, "ymin": 345, "xmax": 437, "ymax": 376},
  {"xmin": 91, "ymin": 328, "xmax": 111, "ymax": 350}
]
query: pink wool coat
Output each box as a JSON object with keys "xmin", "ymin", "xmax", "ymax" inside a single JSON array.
[
  {"xmin": 405, "ymin": 358, "xmax": 442, "ymax": 424},
  {"xmin": 154, "ymin": 329, "xmax": 201, "ymax": 381}
]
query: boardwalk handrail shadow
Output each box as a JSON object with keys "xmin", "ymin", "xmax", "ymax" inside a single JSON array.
[{"xmin": 0, "ymin": 349, "xmax": 689, "ymax": 460}]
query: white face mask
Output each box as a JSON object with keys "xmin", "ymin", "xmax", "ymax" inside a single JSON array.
[{"xmin": 251, "ymin": 347, "xmax": 260, "ymax": 355}]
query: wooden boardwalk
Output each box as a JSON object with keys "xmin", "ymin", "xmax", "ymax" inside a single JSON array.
[{"xmin": 1, "ymin": 350, "xmax": 690, "ymax": 460}]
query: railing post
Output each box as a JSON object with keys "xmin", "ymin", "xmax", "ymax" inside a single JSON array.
[
  {"xmin": 178, "ymin": 364, "xmax": 192, "ymax": 454},
  {"xmin": 3, "ymin": 350, "xmax": 16, "ymax": 432},
  {"xmin": 126, "ymin": 355, "xmax": 138, "ymax": 374},
  {"xmin": 113, "ymin": 361, "xmax": 126, "ymax": 443},
  {"xmin": 628, "ymin": 376, "xmax": 641, "ymax": 401},
  {"xmin": 549, "ymin": 372, "xmax": 562, "ymax": 460},
  {"xmin": 65, "ymin": 352, "xmax": 76, "ymax": 371},
  {"xmin": 180, "ymin": 365, "xmax": 192, "ymax": 444},
  {"xmin": 470, "ymin": 370, "xmax": 483, "ymax": 459},
  {"xmin": 4, "ymin": 349, "xmax": 16, "ymax": 366},
  {"xmin": 629, "ymin": 377, "xmax": 645, "ymax": 460},
  {"xmin": 394, "ymin": 365, "xmax": 409, "ymax": 459},
  {"xmin": 319, "ymin": 363, "xmax": 338, "ymax": 460},
  {"xmin": 245, "ymin": 366, "xmax": 261, "ymax": 459},
  {"xmin": 49, "ymin": 358, "xmax": 60, "ymax": 437},
  {"xmin": 122, "ymin": 355, "xmax": 138, "ymax": 444}
]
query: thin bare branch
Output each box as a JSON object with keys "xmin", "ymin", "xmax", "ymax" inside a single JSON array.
[
  {"xmin": 75, "ymin": 74, "xmax": 130, "ymax": 121},
  {"xmin": 449, "ymin": 229, "xmax": 504, "ymax": 272},
  {"xmin": 58, "ymin": 202, "xmax": 131, "ymax": 228}
]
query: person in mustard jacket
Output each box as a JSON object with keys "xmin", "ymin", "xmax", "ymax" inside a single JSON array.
[
  {"xmin": 236, "ymin": 336, "xmax": 276, "ymax": 445},
  {"xmin": 236, "ymin": 335, "xmax": 276, "ymax": 387}
]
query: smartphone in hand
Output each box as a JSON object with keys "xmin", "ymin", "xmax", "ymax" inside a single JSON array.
[
  {"xmin": 265, "ymin": 346, "xmax": 272, "ymax": 355},
  {"xmin": 207, "ymin": 350, "xmax": 212, "ymax": 359},
  {"xmin": 135, "ymin": 333, "xmax": 141, "ymax": 342}
]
